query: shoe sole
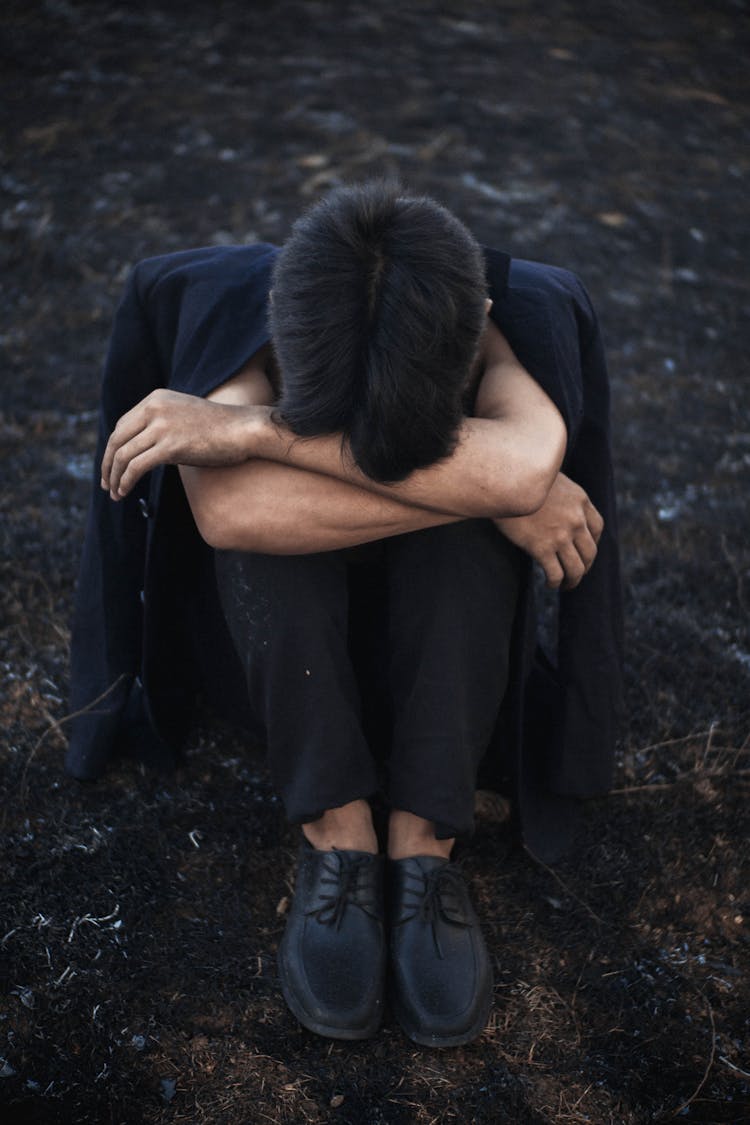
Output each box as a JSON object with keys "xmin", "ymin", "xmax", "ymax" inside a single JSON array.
[
  {"xmin": 388, "ymin": 984, "xmax": 493, "ymax": 1048},
  {"xmin": 277, "ymin": 950, "xmax": 383, "ymax": 1041}
]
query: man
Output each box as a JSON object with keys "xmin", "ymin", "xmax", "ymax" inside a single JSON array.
[{"xmin": 68, "ymin": 182, "xmax": 622, "ymax": 1046}]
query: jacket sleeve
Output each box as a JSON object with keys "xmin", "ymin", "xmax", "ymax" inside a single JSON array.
[
  {"xmin": 66, "ymin": 270, "xmax": 164, "ymax": 780},
  {"xmin": 66, "ymin": 245, "xmax": 277, "ymax": 779},
  {"xmin": 494, "ymin": 261, "xmax": 624, "ymax": 798},
  {"xmin": 552, "ymin": 289, "xmax": 624, "ymax": 794}
]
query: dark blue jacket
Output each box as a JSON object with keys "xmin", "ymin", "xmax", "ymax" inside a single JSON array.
[{"xmin": 66, "ymin": 243, "xmax": 623, "ymax": 862}]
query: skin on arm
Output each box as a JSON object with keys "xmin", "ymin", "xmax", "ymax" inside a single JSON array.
[
  {"xmin": 101, "ymin": 321, "xmax": 600, "ymax": 580},
  {"xmin": 249, "ymin": 327, "xmax": 568, "ymax": 520},
  {"xmin": 101, "ymin": 320, "xmax": 566, "ymax": 521},
  {"xmin": 176, "ymin": 320, "xmax": 567, "ymax": 550},
  {"xmin": 201, "ymin": 338, "xmax": 601, "ymax": 586},
  {"xmin": 494, "ymin": 474, "xmax": 604, "ymax": 590},
  {"xmin": 178, "ymin": 353, "xmax": 464, "ymax": 554}
]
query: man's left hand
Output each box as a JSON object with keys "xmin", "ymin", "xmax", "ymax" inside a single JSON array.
[
  {"xmin": 494, "ymin": 473, "xmax": 604, "ymax": 590},
  {"xmin": 100, "ymin": 389, "xmax": 267, "ymax": 500}
]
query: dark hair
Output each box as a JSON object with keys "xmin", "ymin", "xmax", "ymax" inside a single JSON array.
[{"xmin": 269, "ymin": 181, "xmax": 487, "ymax": 482}]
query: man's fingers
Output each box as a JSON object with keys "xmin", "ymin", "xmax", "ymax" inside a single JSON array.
[
  {"xmin": 557, "ymin": 543, "xmax": 587, "ymax": 590},
  {"xmin": 101, "ymin": 434, "xmax": 120, "ymax": 488},
  {"xmin": 101, "ymin": 408, "xmax": 148, "ymax": 487},
  {"xmin": 585, "ymin": 500, "xmax": 605, "ymax": 543},
  {"xmin": 112, "ymin": 447, "xmax": 159, "ymax": 499},
  {"xmin": 573, "ymin": 527, "xmax": 599, "ymax": 572},
  {"xmin": 543, "ymin": 555, "xmax": 565, "ymax": 590},
  {"xmin": 108, "ymin": 432, "xmax": 157, "ymax": 497}
]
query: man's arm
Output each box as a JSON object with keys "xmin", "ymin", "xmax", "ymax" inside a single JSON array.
[
  {"xmin": 179, "ymin": 354, "xmax": 465, "ymax": 553},
  {"xmin": 250, "ymin": 354, "xmax": 566, "ymax": 520},
  {"xmin": 181, "ymin": 458, "xmax": 464, "ymax": 553},
  {"xmin": 494, "ymin": 473, "xmax": 604, "ymax": 590},
  {"xmin": 101, "ymin": 330, "xmax": 601, "ymax": 579},
  {"xmin": 102, "ymin": 323, "xmax": 567, "ymax": 520}
]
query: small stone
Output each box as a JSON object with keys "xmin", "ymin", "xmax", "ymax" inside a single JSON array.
[
  {"xmin": 734, "ymin": 915, "xmax": 743, "ymax": 925},
  {"xmin": 17, "ymin": 986, "xmax": 35, "ymax": 1009},
  {"xmin": 297, "ymin": 154, "xmax": 329, "ymax": 169},
  {"xmin": 276, "ymin": 895, "xmax": 289, "ymax": 916},
  {"xmin": 330, "ymin": 1094, "xmax": 345, "ymax": 1108},
  {"xmin": 160, "ymin": 1077, "xmax": 177, "ymax": 1103},
  {"xmin": 596, "ymin": 211, "xmax": 628, "ymax": 228}
]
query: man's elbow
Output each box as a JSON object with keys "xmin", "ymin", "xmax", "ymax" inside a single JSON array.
[
  {"xmin": 185, "ymin": 484, "xmax": 246, "ymax": 551},
  {"xmin": 191, "ymin": 500, "xmax": 231, "ymax": 550},
  {"xmin": 181, "ymin": 467, "xmax": 258, "ymax": 551},
  {"xmin": 486, "ymin": 445, "xmax": 565, "ymax": 519},
  {"xmin": 194, "ymin": 497, "xmax": 284, "ymax": 554},
  {"xmin": 495, "ymin": 473, "xmax": 550, "ymax": 519},
  {"xmin": 523, "ymin": 452, "xmax": 563, "ymax": 513},
  {"xmin": 519, "ymin": 422, "xmax": 567, "ymax": 513}
]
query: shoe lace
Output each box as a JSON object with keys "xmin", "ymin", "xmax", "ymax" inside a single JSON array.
[
  {"xmin": 394, "ymin": 863, "xmax": 471, "ymax": 960},
  {"xmin": 304, "ymin": 850, "xmax": 379, "ymax": 930}
]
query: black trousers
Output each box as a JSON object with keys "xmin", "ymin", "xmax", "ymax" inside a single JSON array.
[{"xmin": 214, "ymin": 521, "xmax": 521, "ymax": 839}]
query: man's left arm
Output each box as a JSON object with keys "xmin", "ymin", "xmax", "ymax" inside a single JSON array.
[
  {"xmin": 101, "ymin": 327, "xmax": 567, "ymax": 522},
  {"xmin": 100, "ymin": 323, "xmax": 600, "ymax": 580}
]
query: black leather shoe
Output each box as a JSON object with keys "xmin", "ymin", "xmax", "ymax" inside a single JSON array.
[
  {"xmin": 387, "ymin": 855, "xmax": 493, "ymax": 1047},
  {"xmin": 277, "ymin": 842, "xmax": 386, "ymax": 1039}
]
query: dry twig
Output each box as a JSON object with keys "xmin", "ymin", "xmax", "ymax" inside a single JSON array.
[
  {"xmin": 18, "ymin": 674, "xmax": 129, "ymax": 804},
  {"xmin": 524, "ymin": 848, "xmax": 609, "ymax": 929},
  {"xmin": 669, "ymin": 991, "xmax": 717, "ymax": 1119}
]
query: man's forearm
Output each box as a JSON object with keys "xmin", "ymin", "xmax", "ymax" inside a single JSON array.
[
  {"xmin": 100, "ymin": 339, "xmax": 567, "ymax": 518},
  {"xmin": 250, "ymin": 408, "xmax": 563, "ymax": 520},
  {"xmin": 180, "ymin": 458, "xmax": 463, "ymax": 554}
]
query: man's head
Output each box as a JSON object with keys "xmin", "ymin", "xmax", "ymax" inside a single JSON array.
[{"xmin": 269, "ymin": 181, "xmax": 488, "ymax": 482}]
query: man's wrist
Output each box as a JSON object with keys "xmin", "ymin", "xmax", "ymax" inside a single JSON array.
[{"xmin": 236, "ymin": 403, "xmax": 275, "ymax": 460}]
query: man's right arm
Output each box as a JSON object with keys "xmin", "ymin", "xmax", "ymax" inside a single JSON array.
[
  {"xmin": 178, "ymin": 358, "xmax": 463, "ymax": 553},
  {"xmin": 181, "ymin": 458, "xmax": 463, "ymax": 553},
  {"xmin": 102, "ymin": 332, "xmax": 567, "ymax": 522}
]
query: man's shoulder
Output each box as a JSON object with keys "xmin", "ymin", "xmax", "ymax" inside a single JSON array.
[
  {"xmin": 483, "ymin": 247, "xmax": 592, "ymax": 317},
  {"xmin": 131, "ymin": 242, "xmax": 280, "ymax": 303},
  {"xmin": 499, "ymin": 256, "xmax": 597, "ymax": 342},
  {"xmin": 508, "ymin": 257, "xmax": 587, "ymax": 301}
]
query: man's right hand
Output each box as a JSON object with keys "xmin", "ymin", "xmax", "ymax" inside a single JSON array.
[
  {"xmin": 494, "ymin": 473, "xmax": 604, "ymax": 590},
  {"xmin": 100, "ymin": 388, "xmax": 269, "ymax": 500}
]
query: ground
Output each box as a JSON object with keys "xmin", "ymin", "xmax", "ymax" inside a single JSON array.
[{"xmin": 1, "ymin": 1, "xmax": 749, "ymax": 1122}]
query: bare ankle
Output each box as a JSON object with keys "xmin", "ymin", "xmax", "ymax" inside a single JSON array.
[
  {"xmin": 387, "ymin": 810, "xmax": 454, "ymax": 861},
  {"xmin": 301, "ymin": 799, "xmax": 379, "ymax": 854}
]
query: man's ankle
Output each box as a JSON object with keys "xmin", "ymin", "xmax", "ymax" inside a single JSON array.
[
  {"xmin": 387, "ymin": 809, "xmax": 454, "ymax": 861},
  {"xmin": 301, "ymin": 799, "xmax": 379, "ymax": 854}
]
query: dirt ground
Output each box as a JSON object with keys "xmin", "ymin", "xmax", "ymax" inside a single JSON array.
[{"xmin": 1, "ymin": 1, "xmax": 749, "ymax": 1122}]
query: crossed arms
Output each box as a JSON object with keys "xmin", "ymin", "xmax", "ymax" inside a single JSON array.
[{"xmin": 101, "ymin": 322, "xmax": 603, "ymax": 589}]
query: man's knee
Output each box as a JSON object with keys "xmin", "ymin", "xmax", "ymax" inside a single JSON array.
[
  {"xmin": 385, "ymin": 520, "xmax": 522, "ymax": 604},
  {"xmin": 214, "ymin": 547, "xmax": 351, "ymax": 654}
]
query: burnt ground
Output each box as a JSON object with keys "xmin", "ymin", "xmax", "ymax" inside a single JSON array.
[{"xmin": 1, "ymin": 1, "xmax": 749, "ymax": 1122}]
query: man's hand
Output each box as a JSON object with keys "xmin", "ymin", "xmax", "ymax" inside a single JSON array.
[
  {"xmin": 494, "ymin": 473, "xmax": 603, "ymax": 590},
  {"xmin": 100, "ymin": 388, "xmax": 268, "ymax": 500}
]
